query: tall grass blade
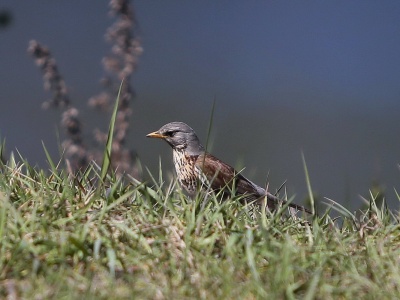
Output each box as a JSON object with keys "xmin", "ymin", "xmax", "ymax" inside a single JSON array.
[
  {"xmin": 0, "ymin": 138, "xmax": 5, "ymax": 165},
  {"xmin": 0, "ymin": 192, "xmax": 7, "ymax": 241},
  {"xmin": 42, "ymin": 141, "xmax": 56, "ymax": 172},
  {"xmin": 302, "ymin": 152, "xmax": 315, "ymax": 215},
  {"xmin": 204, "ymin": 96, "xmax": 216, "ymax": 153},
  {"xmin": 100, "ymin": 80, "xmax": 124, "ymax": 182}
]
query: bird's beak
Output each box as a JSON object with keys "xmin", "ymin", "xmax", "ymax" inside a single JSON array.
[{"xmin": 146, "ymin": 131, "xmax": 165, "ymax": 139}]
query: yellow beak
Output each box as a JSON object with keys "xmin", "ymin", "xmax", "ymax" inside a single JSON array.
[{"xmin": 146, "ymin": 131, "xmax": 165, "ymax": 139}]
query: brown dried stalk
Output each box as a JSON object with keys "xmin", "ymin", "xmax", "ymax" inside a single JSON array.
[
  {"xmin": 28, "ymin": 0, "xmax": 142, "ymax": 178},
  {"xmin": 89, "ymin": 0, "xmax": 142, "ymax": 177},
  {"xmin": 27, "ymin": 40, "xmax": 70, "ymax": 109},
  {"xmin": 28, "ymin": 40, "xmax": 88, "ymax": 172}
]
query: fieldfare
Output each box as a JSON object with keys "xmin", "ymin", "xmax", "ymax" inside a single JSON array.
[{"xmin": 147, "ymin": 122, "xmax": 312, "ymax": 214}]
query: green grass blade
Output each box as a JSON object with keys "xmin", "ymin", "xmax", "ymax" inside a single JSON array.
[
  {"xmin": 204, "ymin": 96, "xmax": 216, "ymax": 153},
  {"xmin": 0, "ymin": 192, "xmax": 7, "ymax": 241},
  {"xmin": 42, "ymin": 141, "xmax": 57, "ymax": 172},
  {"xmin": 302, "ymin": 152, "xmax": 315, "ymax": 215},
  {"xmin": 100, "ymin": 79, "xmax": 124, "ymax": 182},
  {"xmin": 107, "ymin": 247, "xmax": 116, "ymax": 278},
  {"xmin": 0, "ymin": 138, "xmax": 5, "ymax": 165}
]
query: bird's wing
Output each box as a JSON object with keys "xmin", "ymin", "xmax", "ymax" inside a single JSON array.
[
  {"xmin": 195, "ymin": 153, "xmax": 312, "ymax": 213},
  {"xmin": 195, "ymin": 153, "xmax": 262, "ymax": 199}
]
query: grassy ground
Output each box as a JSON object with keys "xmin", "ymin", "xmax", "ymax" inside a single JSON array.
[{"xmin": 1, "ymin": 152, "xmax": 400, "ymax": 300}]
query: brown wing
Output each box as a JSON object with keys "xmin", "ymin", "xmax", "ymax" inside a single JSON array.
[
  {"xmin": 195, "ymin": 153, "xmax": 313, "ymax": 213},
  {"xmin": 195, "ymin": 153, "xmax": 262, "ymax": 199}
]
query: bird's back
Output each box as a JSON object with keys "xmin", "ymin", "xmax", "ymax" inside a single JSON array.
[{"xmin": 195, "ymin": 152, "xmax": 264, "ymax": 201}]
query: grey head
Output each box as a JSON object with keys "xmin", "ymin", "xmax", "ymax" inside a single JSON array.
[{"xmin": 147, "ymin": 122, "xmax": 205, "ymax": 155}]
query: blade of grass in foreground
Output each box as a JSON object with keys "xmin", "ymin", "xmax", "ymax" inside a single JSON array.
[
  {"xmin": 42, "ymin": 141, "xmax": 57, "ymax": 173},
  {"xmin": 204, "ymin": 96, "xmax": 216, "ymax": 153},
  {"xmin": 0, "ymin": 138, "xmax": 6, "ymax": 165},
  {"xmin": 100, "ymin": 79, "xmax": 123, "ymax": 183},
  {"xmin": 302, "ymin": 152, "xmax": 315, "ymax": 215}
]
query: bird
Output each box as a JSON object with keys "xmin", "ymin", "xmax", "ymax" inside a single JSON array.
[{"xmin": 147, "ymin": 121, "xmax": 312, "ymax": 214}]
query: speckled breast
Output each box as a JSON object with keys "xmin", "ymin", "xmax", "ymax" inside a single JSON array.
[{"xmin": 172, "ymin": 149, "xmax": 199, "ymax": 194}]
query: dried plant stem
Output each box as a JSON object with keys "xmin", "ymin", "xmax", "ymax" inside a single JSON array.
[
  {"xmin": 28, "ymin": 40, "xmax": 88, "ymax": 172},
  {"xmin": 28, "ymin": 0, "xmax": 142, "ymax": 177},
  {"xmin": 90, "ymin": 0, "xmax": 142, "ymax": 177}
]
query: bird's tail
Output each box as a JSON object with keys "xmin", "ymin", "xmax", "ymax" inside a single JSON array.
[
  {"xmin": 264, "ymin": 192, "xmax": 313, "ymax": 215},
  {"xmin": 250, "ymin": 181, "xmax": 313, "ymax": 215}
]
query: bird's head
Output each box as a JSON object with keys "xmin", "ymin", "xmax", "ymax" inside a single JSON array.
[{"xmin": 147, "ymin": 122, "xmax": 204, "ymax": 155}]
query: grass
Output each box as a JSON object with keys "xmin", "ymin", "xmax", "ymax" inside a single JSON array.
[{"xmin": 1, "ymin": 151, "xmax": 400, "ymax": 299}]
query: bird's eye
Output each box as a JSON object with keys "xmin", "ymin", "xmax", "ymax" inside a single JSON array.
[{"xmin": 165, "ymin": 131, "xmax": 175, "ymax": 137}]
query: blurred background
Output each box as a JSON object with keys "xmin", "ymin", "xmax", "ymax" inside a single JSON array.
[{"xmin": 0, "ymin": 1, "xmax": 399, "ymax": 209}]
